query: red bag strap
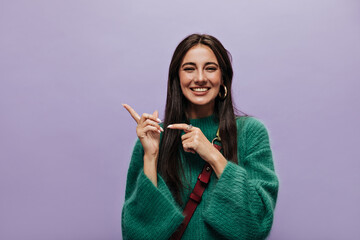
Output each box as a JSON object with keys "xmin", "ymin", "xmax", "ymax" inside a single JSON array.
[{"xmin": 170, "ymin": 132, "xmax": 222, "ymax": 240}]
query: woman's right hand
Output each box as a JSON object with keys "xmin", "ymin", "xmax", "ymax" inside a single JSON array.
[{"xmin": 122, "ymin": 104, "xmax": 163, "ymax": 158}]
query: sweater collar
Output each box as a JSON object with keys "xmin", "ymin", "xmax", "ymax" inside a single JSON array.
[
  {"xmin": 188, "ymin": 114, "xmax": 218, "ymax": 141},
  {"xmin": 189, "ymin": 114, "xmax": 217, "ymax": 126}
]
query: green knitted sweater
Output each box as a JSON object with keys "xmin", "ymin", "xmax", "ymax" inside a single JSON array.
[{"xmin": 122, "ymin": 115, "xmax": 279, "ymax": 240}]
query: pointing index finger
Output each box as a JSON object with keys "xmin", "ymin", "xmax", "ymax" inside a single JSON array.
[
  {"xmin": 167, "ymin": 123, "xmax": 192, "ymax": 131},
  {"xmin": 122, "ymin": 103, "xmax": 141, "ymax": 123}
]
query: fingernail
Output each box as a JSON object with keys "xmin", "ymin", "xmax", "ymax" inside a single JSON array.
[
  {"xmin": 157, "ymin": 118, "xmax": 162, "ymax": 123},
  {"xmin": 157, "ymin": 130, "xmax": 161, "ymax": 133},
  {"xmin": 167, "ymin": 125, "xmax": 173, "ymax": 128},
  {"xmin": 160, "ymin": 127, "xmax": 164, "ymax": 132}
]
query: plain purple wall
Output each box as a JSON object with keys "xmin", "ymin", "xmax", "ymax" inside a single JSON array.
[{"xmin": 1, "ymin": 0, "xmax": 359, "ymax": 239}]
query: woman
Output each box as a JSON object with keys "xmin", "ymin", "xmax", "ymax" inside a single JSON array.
[{"xmin": 121, "ymin": 34, "xmax": 279, "ymax": 240}]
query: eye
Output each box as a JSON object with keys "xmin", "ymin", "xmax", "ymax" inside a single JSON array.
[
  {"xmin": 184, "ymin": 68, "xmax": 195, "ymax": 72},
  {"xmin": 206, "ymin": 67, "xmax": 218, "ymax": 72}
]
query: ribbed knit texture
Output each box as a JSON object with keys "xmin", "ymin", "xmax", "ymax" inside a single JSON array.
[{"xmin": 122, "ymin": 116, "xmax": 279, "ymax": 240}]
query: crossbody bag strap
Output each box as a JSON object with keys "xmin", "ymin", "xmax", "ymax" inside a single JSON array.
[{"xmin": 170, "ymin": 131, "xmax": 222, "ymax": 240}]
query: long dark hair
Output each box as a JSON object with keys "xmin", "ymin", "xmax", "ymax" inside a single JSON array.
[{"xmin": 158, "ymin": 34, "xmax": 239, "ymax": 203}]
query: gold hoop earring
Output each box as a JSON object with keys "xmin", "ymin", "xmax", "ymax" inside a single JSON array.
[{"xmin": 218, "ymin": 85, "xmax": 228, "ymax": 99}]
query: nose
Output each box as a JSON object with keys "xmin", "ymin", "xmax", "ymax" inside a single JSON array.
[{"xmin": 194, "ymin": 70, "xmax": 206, "ymax": 85}]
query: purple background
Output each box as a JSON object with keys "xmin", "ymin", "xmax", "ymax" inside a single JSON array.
[{"xmin": 1, "ymin": 0, "xmax": 359, "ymax": 239}]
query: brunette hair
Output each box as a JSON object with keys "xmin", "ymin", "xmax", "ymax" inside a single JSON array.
[{"xmin": 158, "ymin": 34, "xmax": 240, "ymax": 203}]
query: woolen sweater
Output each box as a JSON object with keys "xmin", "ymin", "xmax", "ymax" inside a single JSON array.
[{"xmin": 121, "ymin": 115, "xmax": 279, "ymax": 240}]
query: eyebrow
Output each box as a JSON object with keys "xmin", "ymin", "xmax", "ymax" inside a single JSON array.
[{"xmin": 181, "ymin": 62, "xmax": 219, "ymax": 68}]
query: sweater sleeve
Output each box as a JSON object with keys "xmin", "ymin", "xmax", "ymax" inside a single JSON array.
[
  {"xmin": 203, "ymin": 117, "xmax": 279, "ymax": 240},
  {"xmin": 121, "ymin": 139, "xmax": 184, "ymax": 240}
]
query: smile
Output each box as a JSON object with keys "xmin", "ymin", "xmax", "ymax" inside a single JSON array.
[{"xmin": 190, "ymin": 87, "xmax": 210, "ymax": 92}]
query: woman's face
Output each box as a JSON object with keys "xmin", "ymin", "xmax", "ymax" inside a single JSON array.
[{"xmin": 179, "ymin": 44, "xmax": 222, "ymax": 118}]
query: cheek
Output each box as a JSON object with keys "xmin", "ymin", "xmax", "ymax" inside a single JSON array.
[
  {"xmin": 211, "ymin": 73, "xmax": 222, "ymax": 94},
  {"xmin": 179, "ymin": 72, "xmax": 192, "ymax": 87},
  {"xmin": 179, "ymin": 83, "xmax": 186, "ymax": 95},
  {"xmin": 214, "ymin": 86, "xmax": 221, "ymax": 95},
  {"xmin": 178, "ymin": 75, "xmax": 188, "ymax": 95},
  {"xmin": 210, "ymin": 72, "xmax": 222, "ymax": 86}
]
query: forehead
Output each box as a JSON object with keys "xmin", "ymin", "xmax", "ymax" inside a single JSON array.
[{"xmin": 181, "ymin": 44, "xmax": 218, "ymax": 64}]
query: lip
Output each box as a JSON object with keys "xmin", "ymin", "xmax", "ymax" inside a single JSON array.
[{"xmin": 190, "ymin": 87, "xmax": 211, "ymax": 96}]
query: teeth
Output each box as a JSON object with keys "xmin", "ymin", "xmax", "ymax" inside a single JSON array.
[{"xmin": 192, "ymin": 88, "xmax": 208, "ymax": 92}]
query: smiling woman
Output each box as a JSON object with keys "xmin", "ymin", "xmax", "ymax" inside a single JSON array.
[
  {"xmin": 121, "ymin": 34, "xmax": 279, "ymax": 240},
  {"xmin": 179, "ymin": 45, "xmax": 222, "ymax": 119}
]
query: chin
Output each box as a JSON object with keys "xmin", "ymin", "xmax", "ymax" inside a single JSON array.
[
  {"xmin": 191, "ymin": 101, "xmax": 212, "ymax": 106},
  {"xmin": 188, "ymin": 98, "xmax": 215, "ymax": 107}
]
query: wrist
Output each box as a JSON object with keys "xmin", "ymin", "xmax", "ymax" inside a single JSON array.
[
  {"xmin": 205, "ymin": 147, "xmax": 223, "ymax": 164},
  {"xmin": 143, "ymin": 154, "xmax": 158, "ymax": 187},
  {"xmin": 143, "ymin": 154, "xmax": 158, "ymax": 170},
  {"xmin": 144, "ymin": 152, "xmax": 158, "ymax": 161},
  {"xmin": 207, "ymin": 150, "xmax": 227, "ymax": 178}
]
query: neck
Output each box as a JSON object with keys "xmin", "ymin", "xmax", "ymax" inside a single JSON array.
[{"xmin": 186, "ymin": 102, "xmax": 214, "ymax": 119}]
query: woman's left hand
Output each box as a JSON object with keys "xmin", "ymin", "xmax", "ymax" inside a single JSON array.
[
  {"xmin": 167, "ymin": 124, "xmax": 227, "ymax": 178},
  {"xmin": 167, "ymin": 124, "xmax": 214, "ymax": 159}
]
